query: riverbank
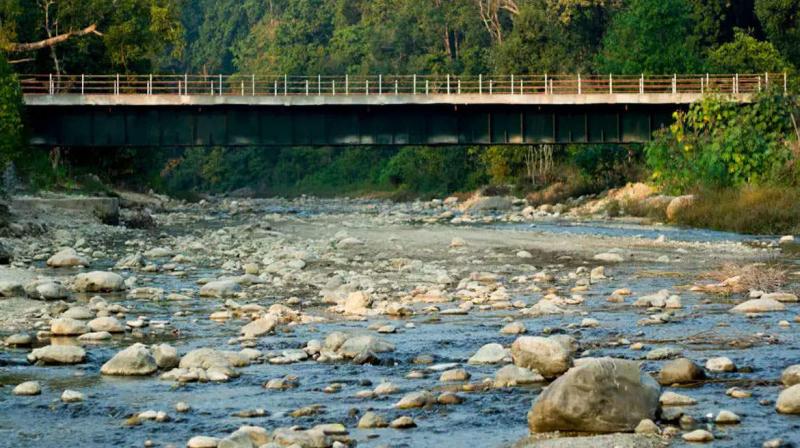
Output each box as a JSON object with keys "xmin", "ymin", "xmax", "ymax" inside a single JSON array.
[{"xmin": 0, "ymin": 193, "xmax": 798, "ymax": 447}]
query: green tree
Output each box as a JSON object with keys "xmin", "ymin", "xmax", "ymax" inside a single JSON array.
[
  {"xmin": 595, "ymin": 0, "xmax": 705, "ymax": 74},
  {"xmin": 0, "ymin": 51, "xmax": 23, "ymax": 167},
  {"xmin": 708, "ymin": 29, "xmax": 793, "ymax": 73},
  {"xmin": 755, "ymin": 0, "xmax": 800, "ymax": 67}
]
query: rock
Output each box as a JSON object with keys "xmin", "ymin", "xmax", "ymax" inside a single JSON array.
[
  {"xmin": 74, "ymin": 272, "xmax": 125, "ymax": 292},
  {"xmin": 27, "ymin": 345, "xmax": 86, "ymax": 364},
  {"xmin": 593, "ymin": 252, "xmax": 624, "ymax": 263},
  {"xmin": 62, "ymin": 306, "xmax": 93, "ymax": 320},
  {"xmin": 761, "ymin": 292, "xmax": 798, "ymax": 303},
  {"xmin": 395, "ymin": 390, "xmax": 435, "ymax": 409},
  {"xmin": 13, "ymin": 381, "xmax": 41, "ymax": 396},
  {"xmin": 0, "ymin": 280, "xmax": 24, "ymax": 298},
  {"xmin": 200, "ymin": 280, "xmax": 241, "ymax": 298},
  {"xmin": 500, "ymin": 321, "xmax": 526, "ymax": 335},
  {"xmin": 495, "ymin": 365, "xmax": 545, "ymax": 386},
  {"xmin": 50, "ymin": 317, "xmax": 90, "ymax": 336},
  {"xmin": 61, "ymin": 389, "xmax": 85, "ymax": 403},
  {"xmin": 337, "ymin": 335, "xmax": 394, "ymax": 358},
  {"xmin": 776, "ymin": 384, "xmax": 800, "ymax": 414},
  {"xmin": 179, "ymin": 348, "xmax": 242, "ymax": 370},
  {"xmin": 763, "ymin": 439, "xmax": 788, "ymax": 448},
  {"xmin": 78, "ymin": 331, "xmax": 112, "ymax": 341},
  {"xmin": 658, "ymin": 358, "xmax": 706, "ymax": 385},
  {"xmin": 715, "ymin": 410, "xmax": 740, "ymax": 424},
  {"xmin": 187, "ymin": 436, "xmax": 220, "ymax": 448},
  {"xmin": 228, "ymin": 426, "xmax": 270, "ymax": 448},
  {"xmin": 338, "ymin": 236, "xmax": 365, "ymax": 247},
  {"xmin": 88, "ymin": 316, "xmax": 125, "ymax": 333},
  {"xmin": 666, "ymin": 195, "xmax": 695, "ymax": 221},
  {"xmin": 343, "ymin": 291, "xmax": 372, "ymax": 315},
  {"xmin": 781, "ymin": 365, "xmax": 800, "ymax": 386},
  {"xmin": 240, "ymin": 316, "xmax": 277, "ymax": 339},
  {"xmin": 511, "ymin": 336, "xmax": 573, "ymax": 379},
  {"xmin": 101, "ymin": 343, "xmax": 158, "ymax": 376},
  {"xmin": 390, "ymin": 416, "xmax": 416, "ymax": 429},
  {"xmin": 47, "ymin": 248, "xmax": 89, "ymax": 267},
  {"xmin": 468, "ymin": 343, "xmax": 509, "ymax": 365},
  {"xmin": 4, "ymin": 333, "xmax": 32, "ymax": 347},
  {"xmin": 528, "ymin": 358, "xmax": 660, "ymax": 433},
  {"xmin": 464, "ymin": 195, "xmax": 513, "ymax": 212},
  {"xmin": 153, "ymin": 344, "xmax": 180, "ymax": 369},
  {"xmin": 25, "ymin": 280, "xmax": 70, "ymax": 300},
  {"xmin": 176, "ymin": 402, "xmax": 191, "ymax": 413},
  {"xmin": 659, "ymin": 391, "xmax": 697, "ymax": 406},
  {"xmin": 645, "ymin": 346, "xmax": 682, "ymax": 360},
  {"xmin": 731, "ymin": 298, "xmax": 786, "ymax": 313},
  {"xmin": 358, "ymin": 411, "xmax": 388, "ymax": 428},
  {"xmin": 705, "ymin": 357, "xmax": 736, "ymax": 373},
  {"xmin": 634, "ymin": 419, "xmax": 660, "ymax": 434},
  {"xmin": 682, "ymin": 429, "xmax": 714, "ymax": 443},
  {"xmin": 450, "ymin": 237, "xmax": 466, "ymax": 248},
  {"xmin": 440, "ymin": 368, "xmax": 470, "ymax": 382}
]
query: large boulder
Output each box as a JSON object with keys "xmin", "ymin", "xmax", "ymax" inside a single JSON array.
[
  {"xmin": 666, "ymin": 195, "xmax": 695, "ymax": 222},
  {"xmin": 25, "ymin": 279, "xmax": 70, "ymax": 300},
  {"xmin": 240, "ymin": 316, "xmax": 277, "ymax": 339},
  {"xmin": 337, "ymin": 335, "xmax": 395, "ymax": 358},
  {"xmin": 511, "ymin": 336, "xmax": 574, "ymax": 379},
  {"xmin": 463, "ymin": 195, "xmax": 514, "ymax": 213},
  {"xmin": 468, "ymin": 343, "xmax": 509, "ymax": 365},
  {"xmin": 528, "ymin": 357, "xmax": 660, "ymax": 433},
  {"xmin": 27, "ymin": 344, "xmax": 86, "ymax": 364},
  {"xmin": 47, "ymin": 248, "xmax": 89, "ymax": 268},
  {"xmin": 88, "ymin": 316, "xmax": 125, "ymax": 333},
  {"xmin": 776, "ymin": 385, "xmax": 800, "ymax": 414},
  {"xmin": 730, "ymin": 298, "xmax": 786, "ymax": 313},
  {"xmin": 781, "ymin": 365, "xmax": 800, "ymax": 387},
  {"xmin": 100, "ymin": 343, "xmax": 158, "ymax": 375},
  {"xmin": 0, "ymin": 280, "xmax": 24, "ymax": 298},
  {"xmin": 73, "ymin": 271, "xmax": 125, "ymax": 292}
]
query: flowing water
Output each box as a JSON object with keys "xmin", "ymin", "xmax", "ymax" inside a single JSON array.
[{"xmin": 0, "ymin": 199, "xmax": 798, "ymax": 448}]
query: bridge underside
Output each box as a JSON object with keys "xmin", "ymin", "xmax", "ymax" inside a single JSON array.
[{"xmin": 26, "ymin": 104, "xmax": 677, "ymax": 147}]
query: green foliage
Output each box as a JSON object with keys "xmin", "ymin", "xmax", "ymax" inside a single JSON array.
[
  {"xmin": 571, "ymin": 145, "xmax": 643, "ymax": 189},
  {"xmin": 645, "ymin": 92, "xmax": 798, "ymax": 193},
  {"xmin": 708, "ymin": 29, "xmax": 793, "ymax": 73},
  {"xmin": 755, "ymin": 0, "xmax": 800, "ymax": 67},
  {"xmin": 595, "ymin": 0, "xmax": 705, "ymax": 74},
  {"xmin": 380, "ymin": 147, "xmax": 483, "ymax": 196},
  {"xmin": 0, "ymin": 51, "xmax": 23, "ymax": 167}
]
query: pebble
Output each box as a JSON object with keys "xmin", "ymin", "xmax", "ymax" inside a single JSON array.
[
  {"xmin": 390, "ymin": 416, "xmax": 416, "ymax": 429},
  {"xmin": 715, "ymin": 410, "xmax": 741, "ymax": 424},
  {"xmin": 61, "ymin": 390, "xmax": 85, "ymax": 403}
]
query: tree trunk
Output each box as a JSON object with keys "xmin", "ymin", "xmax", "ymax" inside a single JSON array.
[{"xmin": 5, "ymin": 24, "xmax": 101, "ymax": 52}]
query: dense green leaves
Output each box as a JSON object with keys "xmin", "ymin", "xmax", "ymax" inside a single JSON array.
[
  {"xmin": 0, "ymin": 51, "xmax": 23, "ymax": 167},
  {"xmin": 707, "ymin": 30, "xmax": 792, "ymax": 73}
]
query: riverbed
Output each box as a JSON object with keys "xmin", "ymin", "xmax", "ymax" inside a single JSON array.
[{"xmin": 0, "ymin": 197, "xmax": 798, "ymax": 447}]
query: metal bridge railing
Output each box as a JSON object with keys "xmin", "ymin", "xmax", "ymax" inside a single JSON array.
[{"xmin": 18, "ymin": 73, "xmax": 790, "ymax": 97}]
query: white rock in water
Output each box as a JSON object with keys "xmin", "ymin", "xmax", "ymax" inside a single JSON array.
[
  {"xmin": 100, "ymin": 343, "xmax": 158, "ymax": 376},
  {"xmin": 186, "ymin": 436, "xmax": 220, "ymax": 448},
  {"xmin": 25, "ymin": 280, "xmax": 70, "ymax": 300},
  {"xmin": 730, "ymin": 298, "xmax": 786, "ymax": 313},
  {"xmin": 511, "ymin": 336, "xmax": 573, "ymax": 379},
  {"xmin": 73, "ymin": 271, "xmax": 125, "ymax": 292},
  {"xmin": 528, "ymin": 357, "xmax": 660, "ymax": 433},
  {"xmin": 338, "ymin": 237, "xmax": 365, "ymax": 248},
  {"xmin": 715, "ymin": 410, "xmax": 741, "ymax": 424},
  {"xmin": 199, "ymin": 280, "xmax": 241, "ymax": 298},
  {"xmin": 240, "ymin": 316, "xmax": 277, "ymax": 339},
  {"xmin": 705, "ymin": 357, "xmax": 736, "ymax": 372},
  {"xmin": 781, "ymin": 365, "xmax": 800, "ymax": 386},
  {"xmin": 27, "ymin": 345, "xmax": 86, "ymax": 364},
  {"xmin": 13, "ymin": 381, "xmax": 41, "ymax": 396},
  {"xmin": 394, "ymin": 390, "xmax": 435, "ymax": 409},
  {"xmin": 467, "ymin": 343, "xmax": 509, "ymax": 365},
  {"xmin": 0, "ymin": 281, "xmax": 24, "ymax": 298},
  {"xmin": 682, "ymin": 429, "xmax": 714, "ymax": 442},
  {"xmin": 61, "ymin": 389, "xmax": 85, "ymax": 403},
  {"xmin": 761, "ymin": 292, "xmax": 799, "ymax": 303},
  {"xmin": 88, "ymin": 316, "xmax": 125, "ymax": 333},
  {"xmin": 593, "ymin": 252, "xmax": 624, "ymax": 262},
  {"xmin": 776, "ymin": 384, "xmax": 800, "ymax": 414},
  {"xmin": 47, "ymin": 248, "xmax": 89, "ymax": 267},
  {"xmin": 494, "ymin": 365, "xmax": 545, "ymax": 386},
  {"xmin": 50, "ymin": 317, "xmax": 90, "ymax": 336},
  {"xmin": 659, "ymin": 391, "xmax": 697, "ymax": 406}
]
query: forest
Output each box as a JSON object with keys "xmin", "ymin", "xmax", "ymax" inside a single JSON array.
[{"xmin": 0, "ymin": 0, "xmax": 799, "ymax": 231}]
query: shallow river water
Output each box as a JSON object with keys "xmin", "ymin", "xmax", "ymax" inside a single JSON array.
[{"xmin": 1, "ymin": 199, "xmax": 799, "ymax": 448}]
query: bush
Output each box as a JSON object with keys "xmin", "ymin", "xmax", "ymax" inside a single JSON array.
[
  {"xmin": 672, "ymin": 186, "xmax": 800, "ymax": 234},
  {"xmin": 645, "ymin": 92, "xmax": 798, "ymax": 193}
]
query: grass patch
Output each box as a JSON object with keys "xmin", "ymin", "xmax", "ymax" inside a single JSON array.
[{"xmin": 673, "ymin": 186, "xmax": 800, "ymax": 235}]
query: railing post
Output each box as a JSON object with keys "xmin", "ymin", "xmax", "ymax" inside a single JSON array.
[
  {"xmin": 318, "ymin": 74, "xmax": 322, "ymax": 95},
  {"xmin": 150, "ymin": 74, "xmax": 153, "ymax": 95},
  {"xmin": 81, "ymin": 74, "xmax": 84, "ymax": 95},
  {"xmin": 305, "ymin": 79, "xmax": 309, "ymax": 96},
  {"xmin": 284, "ymin": 74, "xmax": 288, "ymax": 96},
  {"xmin": 116, "ymin": 74, "xmax": 120, "ymax": 96},
  {"xmin": 395, "ymin": 79, "xmax": 399, "ymax": 95},
  {"xmin": 184, "ymin": 73, "xmax": 188, "ymax": 95},
  {"xmin": 252, "ymin": 74, "xmax": 255, "ymax": 96},
  {"xmin": 345, "ymin": 74, "xmax": 349, "ymax": 95},
  {"xmin": 178, "ymin": 80, "xmax": 182, "ymax": 95},
  {"xmin": 511, "ymin": 75, "xmax": 514, "ymax": 94},
  {"xmin": 784, "ymin": 72, "xmax": 788, "ymax": 94},
  {"xmin": 274, "ymin": 80, "xmax": 277, "ymax": 96},
  {"xmin": 639, "ymin": 74, "xmax": 644, "ymax": 94},
  {"xmin": 333, "ymin": 80, "xmax": 336, "ymax": 96},
  {"xmin": 609, "ymin": 74, "xmax": 613, "ymax": 94},
  {"xmin": 479, "ymin": 74, "xmax": 483, "ymax": 95},
  {"xmin": 519, "ymin": 78, "xmax": 523, "ymax": 94},
  {"xmin": 544, "ymin": 74, "xmax": 547, "ymax": 95},
  {"xmin": 219, "ymin": 74, "xmax": 223, "ymax": 95},
  {"xmin": 447, "ymin": 74, "xmax": 451, "ymax": 95},
  {"xmin": 700, "ymin": 76, "xmax": 704, "ymax": 94},
  {"xmin": 366, "ymin": 79, "xmax": 369, "ymax": 95},
  {"xmin": 672, "ymin": 74, "xmax": 677, "ymax": 95},
  {"xmin": 458, "ymin": 79, "xmax": 461, "ymax": 94},
  {"xmin": 765, "ymin": 72, "xmax": 769, "ymax": 89},
  {"xmin": 241, "ymin": 81, "xmax": 244, "ymax": 96},
  {"xmin": 413, "ymin": 74, "xmax": 417, "ymax": 95},
  {"xmin": 379, "ymin": 74, "xmax": 382, "ymax": 95},
  {"xmin": 489, "ymin": 79, "xmax": 493, "ymax": 95},
  {"xmin": 732, "ymin": 75, "xmax": 736, "ymax": 94},
  {"xmin": 578, "ymin": 74, "xmax": 582, "ymax": 94},
  {"xmin": 425, "ymin": 79, "xmax": 429, "ymax": 95},
  {"xmin": 758, "ymin": 75, "xmax": 762, "ymax": 92}
]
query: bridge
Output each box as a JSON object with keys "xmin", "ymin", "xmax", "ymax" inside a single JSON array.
[{"xmin": 21, "ymin": 73, "xmax": 784, "ymax": 147}]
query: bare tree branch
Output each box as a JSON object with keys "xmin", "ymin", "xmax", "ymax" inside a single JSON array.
[{"xmin": 5, "ymin": 24, "xmax": 102, "ymax": 52}]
